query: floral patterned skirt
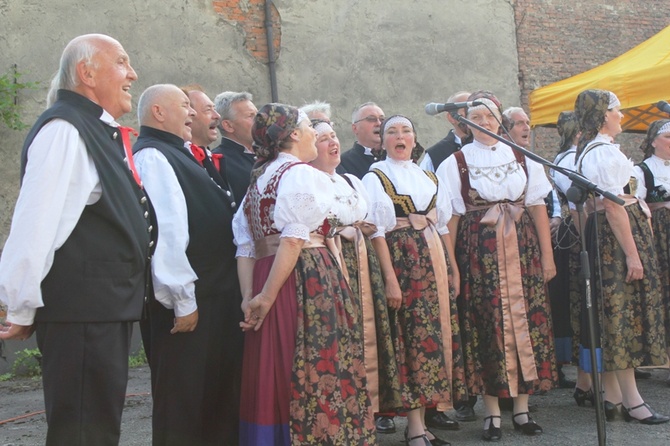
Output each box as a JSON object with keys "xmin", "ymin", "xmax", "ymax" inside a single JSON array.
[
  {"xmin": 239, "ymin": 247, "xmax": 376, "ymax": 446},
  {"xmin": 456, "ymin": 208, "xmax": 556, "ymax": 397},
  {"xmin": 579, "ymin": 203, "xmax": 667, "ymax": 372},
  {"xmin": 340, "ymin": 236, "xmax": 403, "ymax": 412},
  {"xmin": 547, "ymin": 216, "xmax": 582, "ymax": 363},
  {"xmin": 651, "ymin": 207, "xmax": 670, "ymax": 346},
  {"xmin": 385, "ymin": 226, "xmax": 467, "ymax": 411}
]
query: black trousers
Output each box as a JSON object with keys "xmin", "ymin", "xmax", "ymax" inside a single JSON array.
[
  {"xmin": 36, "ymin": 321, "xmax": 133, "ymax": 446},
  {"xmin": 141, "ymin": 295, "xmax": 243, "ymax": 446}
]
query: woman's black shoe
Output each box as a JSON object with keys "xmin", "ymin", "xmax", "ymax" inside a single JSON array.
[
  {"xmin": 512, "ymin": 412, "xmax": 543, "ymax": 435},
  {"xmin": 622, "ymin": 402, "xmax": 670, "ymax": 424},
  {"xmin": 425, "ymin": 429, "xmax": 450, "ymax": 446},
  {"xmin": 604, "ymin": 401, "xmax": 622, "ymax": 421},
  {"xmin": 404, "ymin": 427, "xmax": 434, "ymax": 446},
  {"xmin": 573, "ymin": 388, "xmax": 595, "ymax": 407},
  {"xmin": 481, "ymin": 415, "xmax": 502, "ymax": 442}
]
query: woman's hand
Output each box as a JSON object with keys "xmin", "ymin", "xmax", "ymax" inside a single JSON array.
[
  {"xmin": 240, "ymin": 291, "xmax": 275, "ymax": 332},
  {"xmin": 450, "ymin": 263, "xmax": 461, "ymax": 298},
  {"xmin": 385, "ymin": 276, "xmax": 403, "ymax": 311},
  {"xmin": 541, "ymin": 254, "xmax": 557, "ymax": 283},
  {"xmin": 625, "ymin": 253, "xmax": 643, "ymax": 282}
]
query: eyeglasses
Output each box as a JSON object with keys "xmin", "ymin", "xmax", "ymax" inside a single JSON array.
[{"xmin": 354, "ymin": 115, "xmax": 385, "ymax": 124}]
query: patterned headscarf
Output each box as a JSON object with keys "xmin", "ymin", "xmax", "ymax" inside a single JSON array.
[
  {"xmin": 574, "ymin": 89, "xmax": 612, "ymax": 157},
  {"xmin": 251, "ymin": 103, "xmax": 301, "ymax": 161},
  {"xmin": 466, "ymin": 90, "xmax": 504, "ymax": 135},
  {"xmin": 380, "ymin": 114, "xmax": 425, "ymax": 163},
  {"xmin": 557, "ymin": 111, "xmax": 579, "ymax": 154},
  {"xmin": 639, "ymin": 119, "xmax": 670, "ymax": 159}
]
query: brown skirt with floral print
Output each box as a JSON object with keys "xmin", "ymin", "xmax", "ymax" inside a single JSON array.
[
  {"xmin": 385, "ymin": 226, "xmax": 467, "ymax": 411},
  {"xmin": 239, "ymin": 247, "xmax": 376, "ymax": 446},
  {"xmin": 456, "ymin": 208, "xmax": 557, "ymax": 397},
  {"xmin": 341, "ymin": 236, "xmax": 403, "ymax": 412},
  {"xmin": 580, "ymin": 203, "xmax": 667, "ymax": 372}
]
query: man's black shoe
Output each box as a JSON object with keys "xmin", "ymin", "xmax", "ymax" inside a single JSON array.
[
  {"xmin": 375, "ymin": 416, "xmax": 396, "ymax": 434},
  {"xmin": 634, "ymin": 368, "xmax": 652, "ymax": 379},
  {"xmin": 454, "ymin": 405, "xmax": 476, "ymax": 422},
  {"xmin": 425, "ymin": 411, "xmax": 460, "ymax": 431}
]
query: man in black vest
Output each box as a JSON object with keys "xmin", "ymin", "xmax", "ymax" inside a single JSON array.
[
  {"xmin": 134, "ymin": 84, "xmax": 239, "ymax": 445},
  {"xmin": 212, "ymin": 91, "xmax": 258, "ymax": 202},
  {"xmin": 420, "ymin": 91, "xmax": 472, "ymax": 172},
  {"xmin": 336, "ymin": 102, "xmax": 385, "ymax": 179},
  {"xmin": 0, "ymin": 34, "xmax": 153, "ymax": 445}
]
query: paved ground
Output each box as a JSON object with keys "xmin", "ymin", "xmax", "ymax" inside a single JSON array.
[{"xmin": 1, "ymin": 365, "xmax": 669, "ymax": 445}]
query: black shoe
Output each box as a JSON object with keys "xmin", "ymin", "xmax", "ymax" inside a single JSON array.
[
  {"xmin": 404, "ymin": 427, "xmax": 432, "ymax": 446},
  {"xmin": 375, "ymin": 416, "xmax": 396, "ymax": 434},
  {"xmin": 622, "ymin": 402, "xmax": 670, "ymax": 425},
  {"xmin": 481, "ymin": 415, "xmax": 502, "ymax": 442},
  {"xmin": 425, "ymin": 428, "xmax": 451, "ymax": 446},
  {"xmin": 634, "ymin": 368, "xmax": 652, "ymax": 379},
  {"xmin": 604, "ymin": 401, "xmax": 622, "ymax": 421},
  {"xmin": 454, "ymin": 405, "xmax": 476, "ymax": 422},
  {"xmin": 512, "ymin": 412, "xmax": 543, "ymax": 435},
  {"xmin": 573, "ymin": 388, "xmax": 595, "ymax": 407},
  {"xmin": 425, "ymin": 411, "xmax": 459, "ymax": 431}
]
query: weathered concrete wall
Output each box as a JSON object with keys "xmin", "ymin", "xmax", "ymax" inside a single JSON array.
[{"xmin": 0, "ymin": 0, "xmax": 519, "ymax": 372}]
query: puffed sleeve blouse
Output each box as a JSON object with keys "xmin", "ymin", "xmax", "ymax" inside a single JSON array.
[
  {"xmin": 326, "ymin": 172, "xmax": 369, "ymax": 225},
  {"xmin": 438, "ymin": 139, "xmax": 553, "ymax": 215},
  {"xmin": 233, "ymin": 152, "xmax": 334, "ymax": 258},
  {"xmin": 575, "ymin": 134, "xmax": 634, "ymax": 199},
  {"xmin": 362, "ymin": 157, "xmax": 452, "ymax": 238}
]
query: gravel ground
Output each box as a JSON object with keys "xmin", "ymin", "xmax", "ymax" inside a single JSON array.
[{"xmin": 1, "ymin": 365, "xmax": 669, "ymax": 445}]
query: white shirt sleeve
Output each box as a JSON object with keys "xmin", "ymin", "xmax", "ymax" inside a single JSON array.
[
  {"xmin": 232, "ymin": 194, "xmax": 255, "ymax": 258},
  {"xmin": 274, "ymin": 164, "xmax": 334, "ymax": 239},
  {"xmin": 134, "ymin": 148, "xmax": 197, "ymax": 317},
  {"xmin": 361, "ymin": 171, "xmax": 396, "ymax": 238},
  {"xmin": 0, "ymin": 119, "xmax": 100, "ymax": 325},
  {"xmin": 419, "ymin": 153, "xmax": 435, "ymax": 172}
]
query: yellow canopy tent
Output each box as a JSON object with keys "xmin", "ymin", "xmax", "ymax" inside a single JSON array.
[{"xmin": 529, "ymin": 25, "xmax": 670, "ymax": 133}]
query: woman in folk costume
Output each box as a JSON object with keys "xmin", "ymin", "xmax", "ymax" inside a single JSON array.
[
  {"xmin": 362, "ymin": 115, "xmax": 465, "ymax": 446},
  {"xmin": 574, "ymin": 89, "xmax": 667, "ymax": 424},
  {"xmin": 233, "ymin": 104, "xmax": 376, "ymax": 445},
  {"xmin": 634, "ymin": 119, "xmax": 670, "ymax": 389},
  {"xmin": 548, "ymin": 111, "xmax": 593, "ymax": 406},
  {"xmin": 308, "ymin": 119, "xmax": 402, "ymax": 414},
  {"xmin": 437, "ymin": 91, "xmax": 557, "ymax": 441}
]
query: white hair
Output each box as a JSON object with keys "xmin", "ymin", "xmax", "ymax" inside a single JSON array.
[
  {"xmin": 46, "ymin": 34, "xmax": 106, "ymax": 108},
  {"xmin": 299, "ymin": 100, "xmax": 331, "ymax": 119},
  {"xmin": 214, "ymin": 91, "xmax": 253, "ymax": 122}
]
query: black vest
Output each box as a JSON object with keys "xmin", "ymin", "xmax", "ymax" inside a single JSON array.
[
  {"xmin": 134, "ymin": 127, "xmax": 238, "ymax": 301},
  {"xmin": 20, "ymin": 90, "xmax": 153, "ymax": 322},
  {"xmin": 212, "ymin": 138, "xmax": 255, "ymax": 203},
  {"xmin": 426, "ymin": 130, "xmax": 465, "ymax": 170},
  {"xmin": 336, "ymin": 142, "xmax": 380, "ymax": 179}
]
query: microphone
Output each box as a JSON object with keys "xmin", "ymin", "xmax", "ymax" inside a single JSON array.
[
  {"xmin": 656, "ymin": 100, "xmax": 670, "ymax": 114},
  {"xmin": 425, "ymin": 100, "xmax": 482, "ymax": 116}
]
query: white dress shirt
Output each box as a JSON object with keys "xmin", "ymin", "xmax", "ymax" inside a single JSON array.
[
  {"xmin": 0, "ymin": 113, "xmax": 116, "ymax": 325},
  {"xmin": 133, "ymin": 144, "xmax": 199, "ymax": 318}
]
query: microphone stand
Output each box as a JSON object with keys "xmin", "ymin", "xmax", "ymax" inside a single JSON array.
[{"xmin": 451, "ymin": 113, "xmax": 621, "ymax": 446}]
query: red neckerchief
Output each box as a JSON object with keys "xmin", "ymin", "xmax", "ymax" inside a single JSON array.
[{"xmin": 118, "ymin": 126, "xmax": 142, "ymax": 188}]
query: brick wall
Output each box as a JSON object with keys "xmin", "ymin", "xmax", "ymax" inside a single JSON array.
[
  {"xmin": 212, "ymin": 0, "xmax": 281, "ymax": 63},
  {"xmin": 511, "ymin": 0, "xmax": 670, "ymax": 161}
]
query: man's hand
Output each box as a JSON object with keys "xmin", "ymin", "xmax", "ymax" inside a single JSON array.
[
  {"xmin": 171, "ymin": 309, "xmax": 198, "ymax": 334},
  {"xmin": 0, "ymin": 322, "xmax": 35, "ymax": 340}
]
